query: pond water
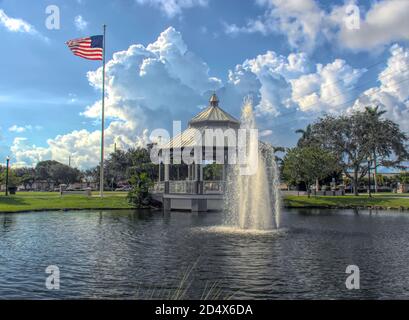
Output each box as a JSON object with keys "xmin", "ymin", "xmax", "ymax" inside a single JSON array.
[{"xmin": 1, "ymin": 208, "xmax": 409, "ymax": 299}]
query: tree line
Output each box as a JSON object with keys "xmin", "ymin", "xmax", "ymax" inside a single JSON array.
[
  {"xmin": 1, "ymin": 106, "xmax": 408, "ymax": 198},
  {"xmin": 281, "ymin": 106, "xmax": 409, "ymax": 195}
]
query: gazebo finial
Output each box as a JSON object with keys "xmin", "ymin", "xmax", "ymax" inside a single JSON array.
[{"xmin": 210, "ymin": 92, "xmax": 219, "ymax": 107}]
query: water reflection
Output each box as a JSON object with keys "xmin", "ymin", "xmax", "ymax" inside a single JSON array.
[{"xmin": 0, "ymin": 208, "xmax": 409, "ymax": 299}]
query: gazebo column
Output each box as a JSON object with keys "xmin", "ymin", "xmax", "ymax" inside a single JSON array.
[
  {"xmin": 222, "ymin": 151, "xmax": 228, "ymax": 193},
  {"xmin": 196, "ymin": 162, "xmax": 204, "ymax": 195},
  {"xmin": 164, "ymin": 163, "xmax": 170, "ymax": 194},
  {"xmin": 193, "ymin": 163, "xmax": 198, "ymax": 194}
]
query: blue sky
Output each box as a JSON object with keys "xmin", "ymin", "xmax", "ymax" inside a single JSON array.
[{"xmin": 0, "ymin": 0, "xmax": 409, "ymax": 168}]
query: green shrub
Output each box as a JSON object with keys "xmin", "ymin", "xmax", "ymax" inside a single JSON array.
[{"xmin": 127, "ymin": 172, "xmax": 153, "ymax": 208}]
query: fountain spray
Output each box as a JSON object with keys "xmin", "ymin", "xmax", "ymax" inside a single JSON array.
[{"xmin": 224, "ymin": 98, "xmax": 281, "ymax": 230}]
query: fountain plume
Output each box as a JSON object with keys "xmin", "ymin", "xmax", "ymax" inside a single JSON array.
[{"xmin": 224, "ymin": 98, "xmax": 281, "ymax": 230}]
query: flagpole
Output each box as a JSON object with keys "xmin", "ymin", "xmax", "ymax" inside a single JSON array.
[{"xmin": 100, "ymin": 24, "xmax": 106, "ymax": 197}]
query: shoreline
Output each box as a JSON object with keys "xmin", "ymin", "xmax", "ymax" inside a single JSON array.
[
  {"xmin": 1, "ymin": 193, "xmax": 408, "ymax": 214},
  {"xmin": 1, "ymin": 204, "xmax": 408, "ymax": 214}
]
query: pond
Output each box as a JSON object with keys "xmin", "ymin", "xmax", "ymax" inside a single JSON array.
[{"xmin": 0, "ymin": 208, "xmax": 409, "ymax": 299}]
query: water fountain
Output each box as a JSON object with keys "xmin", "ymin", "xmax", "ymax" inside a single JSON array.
[{"xmin": 224, "ymin": 99, "xmax": 281, "ymax": 230}]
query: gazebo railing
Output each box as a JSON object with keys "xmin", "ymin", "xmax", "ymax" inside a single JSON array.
[
  {"xmin": 152, "ymin": 181, "xmax": 226, "ymax": 194},
  {"xmin": 151, "ymin": 182, "xmax": 165, "ymax": 193},
  {"xmin": 203, "ymin": 181, "xmax": 225, "ymax": 194},
  {"xmin": 170, "ymin": 181, "xmax": 197, "ymax": 194}
]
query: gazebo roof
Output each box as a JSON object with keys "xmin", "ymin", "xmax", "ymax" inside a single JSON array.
[
  {"xmin": 161, "ymin": 94, "xmax": 241, "ymax": 150},
  {"xmin": 188, "ymin": 94, "xmax": 240, "ymax": 128}
]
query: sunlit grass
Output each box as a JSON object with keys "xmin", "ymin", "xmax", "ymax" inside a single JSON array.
[
  {"xmin": 0, "ymin": 191, "xmax": 131, "ymax": 213},
  {"xmin": 1, "ymin": 191, "xmax": 409, "ymax": 213},
  {"xmin": 284, "ymin": 194, "xmax": 409, "ymax": 209}
]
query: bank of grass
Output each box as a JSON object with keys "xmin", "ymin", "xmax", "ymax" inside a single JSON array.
[
  {"xmin": 0, "ymin": 191, "xmax": 131, "ymax": 213},
  {"xmin": 1, "ymin": 191, "xmax": 409, "ymax": 213},
  {"xmin": 284, "ymin": 194, "xmax": 409, "ymax": 210}
]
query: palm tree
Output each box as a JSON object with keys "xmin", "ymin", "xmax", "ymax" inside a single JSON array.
[
  {"xmin": 295, "ymin": 124, "xmax": 314, "ymax": 147},
  {"xmin": 365, "ymin": 106, "xmax": 387, "ymax": 193}
]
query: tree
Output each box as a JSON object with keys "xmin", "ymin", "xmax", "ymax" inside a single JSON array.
[
  {"xmin": 204, "ymin": 164, "xmax": 222, "ymax": 180},
  {"xmin": 35, "ymin": 160, "xmax": 81, "ymax": 188},
  {"xmin": 105, "ymin": 150, "xmax": 131, "ymax": 189},
  {"xmin": 0, "ymin": 169, "xmax": 21, "ymax": 188},
  {"xmin": 299, "ymin": 110, "xmax": 409, "ymax": 195},
  {"xmin": 282, "ymin": 146, "xmax": 338, "ymax": 197},
  {"xmin": 14, "ymin": 167, "xmax": 36, "ymax": 190},
  {"xmin": 35, "ymin": 161, "xmax": 55, "ymax": 188},
  {"xmin": 365, "ymin": 106, "xmax": 387, "ymax": 192},
  {"xmin": 295, "ymin": 124, "xmax": 319, "ymax": 148},
  {"xmin": 127, "ymin": 172, "xmax": 153, "ymax": 208},
  {"xmin": 50, "ymin": 163, "xmax": 81, "ymax": 185},
  {"xmin": 399, "ymin": 172, "xmax": 409, "ymax": 184}
]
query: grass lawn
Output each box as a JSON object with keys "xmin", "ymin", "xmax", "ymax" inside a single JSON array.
[
  {"xmin": 1, "ymin": 191, "xmax": 409, "ymax": 213},
  {"xmin": 284, "ymin": 194, "xmax": 409, "ymax": 209},
  {"xmin": 0, "ymin": 191, "xmax": 132, "ymax": 213}
]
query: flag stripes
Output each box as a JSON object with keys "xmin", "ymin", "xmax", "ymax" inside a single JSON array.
[{"xmin": 66, "ymin": 36, "xmax": 103, "ymax": 61}]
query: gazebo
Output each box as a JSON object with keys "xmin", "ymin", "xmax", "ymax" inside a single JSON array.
[{"xmin": 152, "ymin": 93, "xmax": 241, "ymax": 212}]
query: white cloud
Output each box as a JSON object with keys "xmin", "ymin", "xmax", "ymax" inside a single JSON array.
[
  {"xmin": 135, "ymin": 0, "xmax": 208, "ymax": 17},
  {"xmin": 351, "ymin": 44, "xmax": 409, "ymax": 131},
  {"xmin": 8, "ymin": 125, "xmax": 42, "ymax": 133},
  {"xmin": 13, "ymin": 27, "xmax": 220, "ymax": 169},
  {"xmin": 233, "ymin": 51, "xmax": 311, "ymax": 117},
  {"xmin": 74, "ymin": 15, "xmax": 88, "ymax": 31},
  {"xmin": 291, "ymin": 59, "xmax": 365, "ymax": 112},
  {"xmin": 9, "ymin": 125, "xmax": 26, "ymax": 133},
  {"xmin": 10, "ymin": 137, "xmax": 51, "ymax": 168},
  {"xmin": 11, "ymin": 123, "xmax": 149, "ymax": 169},
  {"xmin": 331, "ymin": 0, "xmax": 409, "ymax": 52},
  {"xmin": 0, "ymin": 9, "xmax": 46, "ymax": 40},
  {"xmin": 224, "ymin": 0, "xmax": 409, "ymax": 53},
  {"xmin": 11, "ymin": 27, "xmax": 408, "ymax": 168},
  {"xmin": 224, "ymin": 0, "xmax": 324, "ymax": 52}
]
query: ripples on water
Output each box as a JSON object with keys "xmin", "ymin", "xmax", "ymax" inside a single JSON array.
[{"xmin": 1, "ymin": 208, "xmax": 409, "ymax": 299}]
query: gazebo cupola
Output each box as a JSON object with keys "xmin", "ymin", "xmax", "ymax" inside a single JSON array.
[{"xmin": 188, "ymin": 93, "xmax": 240, "ymax": 130}]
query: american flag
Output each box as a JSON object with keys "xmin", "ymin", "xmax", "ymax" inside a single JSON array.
[{"xmin": 66, "ymin": 35, "xmax": 103, "ymax": 61}]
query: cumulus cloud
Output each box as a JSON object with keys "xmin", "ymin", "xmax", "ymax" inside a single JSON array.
[
  {"xmin": 225, "ymin": 0, "xmax": 324, "ymax": 52},
  {"xmin": 135, "ymin": 0, "xmax": 208, "ymax": 17},
  {"xmin": 11, "ymin": 123, "xmax": 149, "ymax": 169},
  {"xmin": 351, "ymin": 44, "xmax": 409, "ymax": 131},
  {"xmin": 0, "ymin": 9, "xmax": 46, "ymax": 40},
  {"xmin": 331, "ymin": 0, "xmax": 409, "ymax": 52},
  {"xmin": 239, "ymin": 51, "xmax": 311, "ymax": 116},
  {"xmin": 13, "ymin": 27, "xmax": 221, "ymax": 169},
  {"xmin": 291, "ymin": 59, "xmax": 365, "ymax": 112},
  {"xmin": 74, "ymin": 15, "xmax": 88, "ymax": 31},
  {"xmin": 224, "ymin": 0, "xmax": 409, "ymax": 53},
  {"xmin": 10, "ymin": 137, "xmax": 51, "ymax": 168},
  {"xmin": 10, "ymin": 27, "xmax": 408, "ymax": 168},
  {"xmin": 83, "ymin": 27, "xmax": 220, "ymax": 123}
]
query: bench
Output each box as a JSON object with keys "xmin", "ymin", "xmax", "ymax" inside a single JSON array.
[{"xmin": 60, "ymin": 186, "xmax": 92, "ymax": 197}]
